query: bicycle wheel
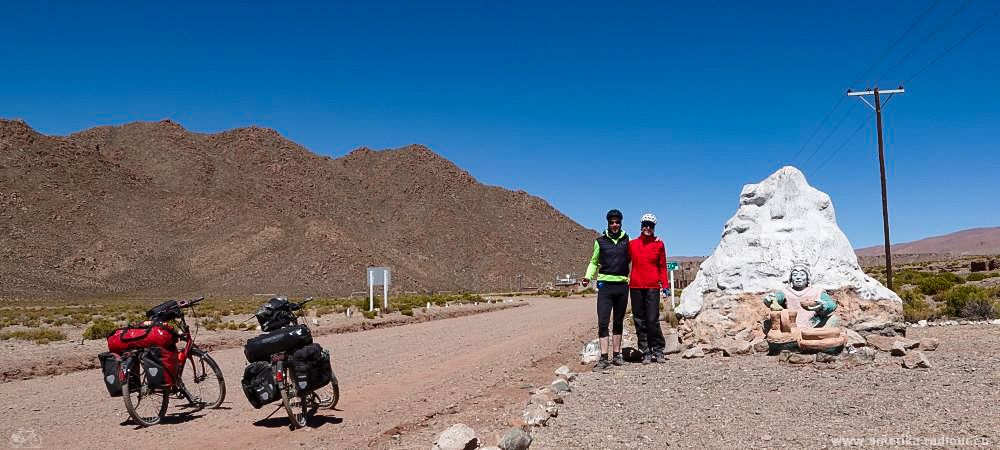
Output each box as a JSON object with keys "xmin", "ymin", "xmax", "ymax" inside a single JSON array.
[
  {"xmin": 315, "ymin": 369, "xmax": 340, "ymax": 409},
  {"xmin": 183, "ymin": 348, "xmax": 226, "ymax": 408},
  {"xmin": 122, "ymin": 353, "xmax": 169, "ymax": 427},
  {"xmin": 280, "ymin": 368, "xmax": 309, "ymax": 429}
]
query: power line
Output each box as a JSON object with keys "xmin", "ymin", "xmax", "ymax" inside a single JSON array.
[
  {"xmin": 800, "ymin": 104, "xmax": 856, "ymax": 166},
  {"xmin": 811, "ymin": 116, "xmax": 869, "ymax": 173},
  {"xmin": 789, "ymin": 0, "xmax": 940, "ymax": 167},
  {"xmin": 876, "ymin": 0, "xmax": 976, "ymax": 84},
  {"xmin": 790, "ymin": 97, "xmax": 845, "ymax": 165},
  {"xmin": 904, "ymin": 3, "xmax": 1000, "ymax": 84},
  {"xmin": 850, "ymin": 0, "xmax": 943, "ymax": 87}
]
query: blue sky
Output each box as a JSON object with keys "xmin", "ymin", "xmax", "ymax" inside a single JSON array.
[{"xmin": 3, "ymin": 1, "xmax": 999, "ymax": 256}]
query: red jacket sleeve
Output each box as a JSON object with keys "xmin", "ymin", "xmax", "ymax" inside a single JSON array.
[{"xmin": 658, "ymin": 242, "xmax": 669, "ymax": 289}]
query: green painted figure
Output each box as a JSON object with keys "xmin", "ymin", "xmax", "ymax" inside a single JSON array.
[{"xmin": 762, "ymin": 262, "xmax": 841, "ymax": 328}]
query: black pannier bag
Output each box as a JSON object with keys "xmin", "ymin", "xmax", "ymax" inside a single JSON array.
[
  {"xmin": 255, "ymin": 297, "xmax": 294, "ymax": 332},
  {"xmin": 141, "ymin": 347, "xmax": 168, "ymax": 387},
  {"xmin": 244, "ymin": 324, "xmax": 313, "ymax": 362},
  {"xmin": 290, "ymin": 343, "xmax": 333, "ymax": 393},
  {"xmin": 146, "ymin": 299, "xmax": 183, "ymax": 322},
  {"xmin": 241, "ymin": 361, "xmax": 279, "ymax": 409},
  {"xmin": 98, "ymin": 352, "xmax": 123, "ymax": 397}
]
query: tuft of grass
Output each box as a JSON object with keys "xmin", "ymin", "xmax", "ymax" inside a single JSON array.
[
  {"xmin": 362, "ymin": 310, "xmax": 378, "ymax": 320},
  {"xmin": 0, "ymin": 328, "xmax": 68, "ymax": 344},
  {"xmin": 401, "ymin": 308, "xmax": 414, "ymax": 316},
  {"xmin": 83, "ymin": 319, "xmax": 119, "ymax": 340},
  {"xmin": 900, "ymin": 288, "xmax": 938, "ymax": 322}
]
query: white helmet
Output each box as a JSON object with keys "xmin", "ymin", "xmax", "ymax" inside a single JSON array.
[{"xmin": 640, "ymin": 213, "xmax": 657, "ymax": 224}]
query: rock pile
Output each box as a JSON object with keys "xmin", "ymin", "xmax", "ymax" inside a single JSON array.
[{"xmin": 432, "ymin": 364, "xmax": 578, "ymax": 449}]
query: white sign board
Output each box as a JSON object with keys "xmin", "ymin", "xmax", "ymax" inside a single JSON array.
[{"xmin": 367, "ymin": 267, "xmax": 391, "ymax": 311}]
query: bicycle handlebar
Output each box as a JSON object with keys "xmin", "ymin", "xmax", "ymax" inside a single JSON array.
[
  {"xmin": 177, "ymin": 297, "xmax": 205, "ymax": 308},
  {"xmin": 290, "ymin": 297, "xmax": 314, "ymax": 311}
]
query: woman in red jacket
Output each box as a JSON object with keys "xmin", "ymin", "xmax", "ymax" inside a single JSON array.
[{"xmin": 629, "ymin": 213, "xmax": 670, "ymax": 363}]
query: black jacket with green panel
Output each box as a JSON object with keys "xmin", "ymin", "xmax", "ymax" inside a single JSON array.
[{"xmin": 584, "ymin": 230, "xmax": 631, "ymax": 283}]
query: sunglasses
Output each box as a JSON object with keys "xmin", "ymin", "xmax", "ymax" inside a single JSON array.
[
  {"xmin": 641, "ymin": 222, "xmax": 656, "ymax": 228},
  {"xmin": 608, "ymin": 219, "xmax": 621, "ymax": 225}
]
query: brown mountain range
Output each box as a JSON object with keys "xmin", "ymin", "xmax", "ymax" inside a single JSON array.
[
  {"xmin": 0, "ymin": 119, "xmax": 595, "ymax": 298},
  {"xmin": 855, "ymin": 227, "xmax": 1000, "ymax": 257}
]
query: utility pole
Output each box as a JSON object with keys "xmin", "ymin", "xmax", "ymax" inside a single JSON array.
[{"xmin": 847, "ymin": 86, "xmax": 904, "ymax": 291}]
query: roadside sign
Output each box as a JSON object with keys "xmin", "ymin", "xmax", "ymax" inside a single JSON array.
[{"xmin": 667, "ymin": 261, "xmax": 679, "ymax": 271}]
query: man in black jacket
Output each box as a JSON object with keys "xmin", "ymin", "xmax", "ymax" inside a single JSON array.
[{"xmin": 582, "ymin": 209, "xmax": 631, "ymax": 371}]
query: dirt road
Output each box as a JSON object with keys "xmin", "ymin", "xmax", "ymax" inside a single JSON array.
[{"xmin": 0, "ymin": 297, "xmax": 595, "ymax": 449}]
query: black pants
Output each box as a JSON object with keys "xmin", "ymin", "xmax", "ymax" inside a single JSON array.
[
  {"xmin": 630, "ymin": 288, "xmax": 665, "ymax": 355},
  {"xmin": 596, "ymin": 282, "xmax": 628, "ymax": 338}
]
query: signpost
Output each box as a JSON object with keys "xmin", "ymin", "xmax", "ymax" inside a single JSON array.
[
  {"xmin": 666, "ymin": 261, "xmax": 678, "ymax": 308},
  {"xmin": 367, "ymin": 266, "xmax": 391, "ymax": 312}
]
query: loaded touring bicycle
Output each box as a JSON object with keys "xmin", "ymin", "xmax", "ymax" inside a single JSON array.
[
  {"xmin": 99, "ymin": 297, "xmax": 226, "ymax": 427},
  {"xmin": 241, "ymin": 296, "xmax": 340, "ymax": 429}
]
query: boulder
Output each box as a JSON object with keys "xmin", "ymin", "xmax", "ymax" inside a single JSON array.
[
  {"xmin": 918, "ymin": 338, "xmax": 939, "ymax": 351},
  {"xmin": 528, "ymin": 393, "xmax": 557, "ymax": 409},
  {"xmin": 714, "ymin": 337, "xmax": 752, "ymax": 356},
  {"xmin": 779, "ymin": 350, "xmax": 814, "ymax": 364},
  {"xmin": 682, "ymin": 346, "xmax": 706, "ymax": 359},
  {"xmin": 523, "ymin": 404, "xmax": 549, "ymax": 426},
  {"xmin": 843, "ymin": 328, "xmax": 867, "ymax": 347},
  {"xmin": 890, "ymin": 341, "xmax": 907, "ymax": 357},
  {"xmin": 432, "ymin": 424, "xmax": 479, "ymax": 450},
  {"xmin": 554, "ymin": 366, "xmax": 576, "ymax": 382},
  {"xmin": 847, "ymin": 346, "xmax": 877, "ymax": 365},
  {"xmin": 675, "ymin": 167, "xmax": 902, "ymax": 341},
  {"xmin": 815, "ymin": 352, "xmax": 837, "ymax": 363},
  {"xmin": 751, "ymin": 337, "xmax": 769, "ymax": 353},
  {"xmin": 550, "ymin": 379, "xmax": 571, "ymax": 394},
  {"xmin": 663, "ymin": 332, "xmax": 685, "ymax": 354},
  {"xmin": 498, "ymin": 428, "xmax": 533, "ymax": 450},
  {"xmin": 868, "ymin": 335, "xmax": 917, "ymax": 352},
  {"xmin": 901, "ymin": 351, "xmax": 932, "ymax": 369}
]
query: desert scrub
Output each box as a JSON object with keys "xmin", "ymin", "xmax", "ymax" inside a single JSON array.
[
  {"xmin": 900, "ymin": 288, "xmax": 938, "ymax": 322},
  {"xmin": 939, "ymin": 285, "xmax": 1000, "ymax": 319},
  {"xmin": 0, "ymin": 328, "xmax": 67, "ymax": 344},
  {"xmin": 362, "ymin": 310, "xmax": 378, "ymax": 320},
  {"xmin": 401, "ymin": 308, "xmax": 414, "ymax": 316},
  {"xmin": 966, "ymin": 272, "xmax": 998, "ymax": 282},
  {"xmin": 83, "ymin": 319, "xmax": 119, "ymax": 340}
]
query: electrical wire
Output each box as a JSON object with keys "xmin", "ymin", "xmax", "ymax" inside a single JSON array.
[
  {"xmin": 812, "ymin": 116, "xmax": 870, "ymax": 173},
  {"xmin": 801, "ymin": 104, "xmax": 856, "ymax": 166},
  {"xmin": 850, "ymin": 0, "xmax": 943, "ymax": 88},
  {"xmin": 789, "ymin": 0, "xmax": 941, "ymax": 167},
  {"xmin": 904, "ymin": 3, "xmax": 1000, "ymax": 84},
  {"xmin": 875, "ymin": 0, "xmax": 976, "ymax": 84}
]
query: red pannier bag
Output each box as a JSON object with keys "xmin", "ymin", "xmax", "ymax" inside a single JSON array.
[{"xmin": 107, "ymin": 322, "xmax": 181, "ymax": 386}]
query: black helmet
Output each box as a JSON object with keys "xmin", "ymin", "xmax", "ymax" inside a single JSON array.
[{"xmin": 606, "ymin": 209, "xmax": 623, "ymax": 221}]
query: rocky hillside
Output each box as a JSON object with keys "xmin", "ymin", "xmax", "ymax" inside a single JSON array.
[
  {"xmin": 0, "ymin": 119, "xmax": 595, "ymax": 298},
  {"xmin": 856, "ymin": 227, "xmax": 1000, "ymax": 257}
]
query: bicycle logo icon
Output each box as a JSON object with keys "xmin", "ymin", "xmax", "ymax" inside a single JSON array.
[{"xmin": 9, "ymin": 428, "xmax": 41, "ymax": 448}]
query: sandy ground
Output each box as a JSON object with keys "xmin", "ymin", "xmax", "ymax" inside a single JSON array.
[
  {"xmin": 0, "ymin": 297, "xmax": 594, "ymax": 449},
  {"xmin": 531, "ymin": 324, "xmax": 1000, "ymax": 449}
]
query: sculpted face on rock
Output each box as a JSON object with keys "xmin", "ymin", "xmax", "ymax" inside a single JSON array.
[{"xmin": 790, "ymin": 267, "xmax": 809, "ymax": 291}]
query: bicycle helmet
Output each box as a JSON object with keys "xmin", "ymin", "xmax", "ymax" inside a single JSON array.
[
  {"xmin": 606, "ymin": 209, "xmax": 623, "ymax": 221},
  {"xmin": 640, "ymin": 213, "xmax": 657, "ymax": 225}
]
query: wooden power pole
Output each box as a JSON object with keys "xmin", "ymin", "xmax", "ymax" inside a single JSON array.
[{"xmin": 847, "ymin": 86, "xmax": 904, "ymax": 290}]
